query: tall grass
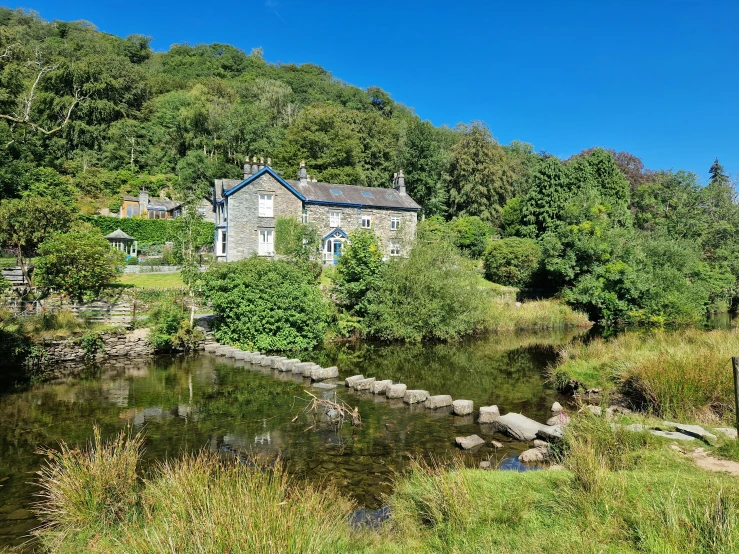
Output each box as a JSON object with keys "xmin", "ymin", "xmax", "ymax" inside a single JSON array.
[
  {"xmin": 33, "ymin": 428, "xmax": 354, "ymax": 553},
  {"xmin": 552, "ymin": 328, "xmax": 739, "ymax": 422},
  {"xmin": 485, "ymin": 298, "xmax": 591, "ymax": 331}
]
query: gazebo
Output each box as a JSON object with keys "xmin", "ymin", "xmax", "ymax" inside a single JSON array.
[{"xmin": 104, "ymin": 228, "xmax": 138, "ymax": 257}]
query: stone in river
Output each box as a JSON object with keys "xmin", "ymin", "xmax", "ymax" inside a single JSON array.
[
  {"xmin": 313, "ymin": 382, "xmax": 337, "ymax": 390},
  {"xmin": 292, "ymin": 362, "xmax": 315, "ymax": 375},
  {"xmin": 547, "ymin": 412, "xmax": 570, "ymax": 426},
  {"xmin": 385, "ymin": 384, "xmax": 407, "ymax": 399},
  {"xmin": 403, "ymin": 390, "xmax": 429, "ymax": 404},
  {"xmin": 270, "ymin": 356, "xmax": 289, "ymax": 368},
  {"xmin": 371, "ymin": 380, "xmax": 393, "ymax": 394},
  {"xmin": 456, "ymin": 434, "xmax": 485, "ymax": 450},
  {"xmin": 478, "ymin": 405, "xmax": 500, "ymax": 423},
  {"xmin": 452, "ymin": 399, "xmax": 473, "ymax": 416},
  {"xmin": 345, "ymin": 375, "xmax": 365, "ymax": 387},
  {"xmin": 519, "ymin": 448, "xmax": 545, "ymax": 463},
  {"xmin": 355, "ymin": 377, "xmax": 376, "ymax": 391},
  {"xmin": 277, "ymin": 359, "xmax": 300, "ymax": 372},
  {"xmin": 479, "ymin": 460, "xmax": 491, "ymax": 469},
  {"xmin": 204, "ymin": 343, "xmax": 218, "ymax": 353},
  {"xmin": 310, "ymin": 366, "xmax": 339, "ymax": 381},
  {"xmin": 425, "ymin": 395, "xmax": 453, "ymax": 409},
  {"xmin": 492, "ymin": 412, "xmax": 551, "ymax": 441}
]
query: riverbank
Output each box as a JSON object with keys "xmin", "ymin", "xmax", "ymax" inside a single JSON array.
[
  {"xmin": 551, "ymin": 328, "xmax": 739, "ymax": 423},
  {"xmin": 31, "ymin": 415, "xmax": 739, "ymax": 553}
]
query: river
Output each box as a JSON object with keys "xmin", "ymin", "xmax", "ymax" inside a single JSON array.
[{"xmin": 0, "ymin": 329, "xmax": 584, "ymax": 548}]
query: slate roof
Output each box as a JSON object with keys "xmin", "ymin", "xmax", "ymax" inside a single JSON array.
[
  {"xmin": 104, "ymin": 228, "xmax": 136, "ymax": 240},
  {"xmin": 222, "ymin": 167, "xmax": 421, "ymax": 211},
  {"xmin": 148, "ymin": 199, "xmax": 181, "ymax": 210}
]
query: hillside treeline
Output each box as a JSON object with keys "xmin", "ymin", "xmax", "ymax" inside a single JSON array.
[{"xmin": 1, "ymin": 7, "xmax": 738, "ymax": 325}]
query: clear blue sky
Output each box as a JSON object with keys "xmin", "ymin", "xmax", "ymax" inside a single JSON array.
[{"xmin": 8, "ymin": 0, "xmax": 739, "ymax": 181}]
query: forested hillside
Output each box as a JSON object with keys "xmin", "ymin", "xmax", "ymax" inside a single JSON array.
[{"xmin": 1, "ymin": 7, "xmax": 738, "ymax": 325}]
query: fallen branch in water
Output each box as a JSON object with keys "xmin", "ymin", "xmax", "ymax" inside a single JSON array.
[{"xmin": 295, "ymin": 390, "xmax": 361, "ymax": 429}]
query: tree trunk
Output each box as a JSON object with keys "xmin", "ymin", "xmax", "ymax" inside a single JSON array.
[{"xmin": 16, "ymin": 242, "xmax": 32, "ymax": 288}]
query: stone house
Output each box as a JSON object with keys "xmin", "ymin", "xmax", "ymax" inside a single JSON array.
[
  {"xmin": 213, "ymin": 159, "xmax": 421, "ymax": 264},
  {"xmin": 120, "ymin": 189, "xmax": 182, "ymax": 219}
]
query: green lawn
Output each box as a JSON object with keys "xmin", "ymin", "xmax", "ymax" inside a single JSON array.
[{"xmin": 118, "ymin": 272, "xmax": 184, "ymax": 289}]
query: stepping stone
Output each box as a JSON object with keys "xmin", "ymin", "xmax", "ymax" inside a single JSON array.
[
  {"xmin": 311, "ymin": 366, "xmax": 339, "ymax": 381},
  {"xmin": 277, "ymin": 359, "xmax": 300, "ymax": 372},
  {"xmin": 269, "ymin": 357, "xmax": 289, "ymax": 369},
  {"xmin": 492, "ymin": 412, "xmax": 550, "ymax": 441},
  {"xmin": 250, "ymin": 355, "xmax": 267, "ymax": 364},
  {"xmin": 244, "ymin": 352, "xmax": 261, "ymax": 361},
  {"xmin": 403, "ymin": 390, "xmax": 429, "ymax": 404},
  {"xmin": 215, "ymin": 346, "xmax": 233, "ymax": 356},
  {"xmin": 455, "ymin": 434, "xmax": 485, "ymax": 450},
  {"xmin": 313, "ymin": 382, "xmax": 337, "ymax": 390},
  {"xmin": 345, "ymin": 375, "xmax": 365, "ymax": 387},
  {"xmin": 715, "ymin": 427, "xmax": 738, "ymax": 439},
  {"xmin": 662, "ymin": 422, "xmax": 717, "ymax": 441},
  {"xmin": 425, "ymin": 395, "xmax": 453, "ymax": 409},
  {"xmin": 233, "ymin": 350, "xmax": 247, "ymax": 360},
  {"xmin": 355, "ymin": 377, "xmax": 376, "ymax": 391},
  {"xmin": 292, "ymin": 362, "xmax": 316, "ymax": 375},
  {"xmin": 478, "ymin": 405, "xmax": 500, "ymax": 423},
  {"xmin": 551, "ymin": 401, "xmax": 564, "ymax": 413},
  {"xmin": 225, "ymin": 349, "xmax": 238, "ymax": 358},
  {"xmin": 452, "ymin": 399, "xmax": 473, "ymax": 416},
  {"xmin": 204, "ymin": 343, "xmax": 218, "ymax": 353},
  {"xmin": 371, "ymin": 380, "xmax": 393, "ymax": 394},
  {"xmin": 386, "ymin": 384, "xmax": 407, "ymax": 399},
  {"xmin": 651, "ymin": 430, "xmax": 695, "ymax": 441}
]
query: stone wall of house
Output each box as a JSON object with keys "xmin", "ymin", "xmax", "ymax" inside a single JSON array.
[
  {"xmin": 221, "ymin": 172, "xmax": 302, "ymax": 261},
  {"xmin": 305, "ymin": 204, "xmax": 417, "ymax": 258}
]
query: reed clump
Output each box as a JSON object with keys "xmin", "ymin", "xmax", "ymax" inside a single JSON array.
[
  {"xmin": 485, "ymin": 298, "xmax": 592, "ymax": 331},
  {"xmin": 552, "ymin": 328, "xmax": 739, "ymax": 422}
]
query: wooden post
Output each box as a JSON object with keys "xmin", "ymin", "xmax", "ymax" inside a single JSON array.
[{"xmin": 733, "ymin": 357, "xmax": 739, "ymax": 437}]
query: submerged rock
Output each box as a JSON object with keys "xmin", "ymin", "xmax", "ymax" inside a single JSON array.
[
  {"xmin": 452, "ymin": 399, "xmax": 473, "ymax": 416},
  {"xmin": 456, "ymin": 434, "xmax": 485, "ymax": 450}
]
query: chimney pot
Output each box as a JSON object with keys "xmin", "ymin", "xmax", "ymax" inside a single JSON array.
[
  {"xmin": 243, "ymin": 155, "xmax": 252, "ymax": 179},
  {"xmin": 395, "ymin": 169, "xmax": 406, "ymax": 196},
  {"xmin": 266, "ymin": 157, "xmax": 272, "ymax": 167}
]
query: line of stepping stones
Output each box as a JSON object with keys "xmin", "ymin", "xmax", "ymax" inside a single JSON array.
[{"xmin": 204, "ymin": 342, "xmax": 566, "ymax": 455}]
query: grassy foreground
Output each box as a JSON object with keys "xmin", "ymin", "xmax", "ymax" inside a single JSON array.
[
  {"xmin": 32, "ymin": 417, "xmax": 739, "ymax": 554},
  {"xmin": 552, "ymin": 328, "xmax": 739, "ymax": 422}
]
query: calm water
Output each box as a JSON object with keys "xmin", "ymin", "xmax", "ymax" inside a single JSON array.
[{"xmin": 0, "ymin": 330, "xmax": 583, "ymax": 548}]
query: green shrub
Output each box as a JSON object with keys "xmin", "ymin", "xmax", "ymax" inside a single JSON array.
[
  {"xmin": 333, "ymin": 230, "xmax": 384, "ymax": 318},
  {"xmin": 148, "ymin": 304, "xmax": 203, "ymax": 352},
  {"xmin": 482, "ymin": 237, "xmax": 541, "ymax": 287},
  {"xmin": 365, "ymin": 239, "xmax": 491, "ymax": 341},
  {"xmin": 35, "ymin": 231, "xmax": 125, "ymax": 302},
  {"xmin": 274, "ymin": 217, "xmax": 318, "ymax": 260},
  {"xmin": 200, "ymin": 258, "xmax": 329, "ymax": 352}
]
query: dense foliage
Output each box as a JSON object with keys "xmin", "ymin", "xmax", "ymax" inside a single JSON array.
[
  {"xmin": 79, "ymin": 215, "xmax": 214, "ymax": 248},
  {"xmin": 332, "ymin": 230, "xmax": 384, "ymax": 318},
  {"xmin": 199, "ymin": 258, "xmax": 329, "ymax": 352},
  {"xmin": 35, "ymin": 229, "xmax": 125, "ymax": 301}
]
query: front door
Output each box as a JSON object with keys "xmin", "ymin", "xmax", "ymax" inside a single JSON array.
[{"xmin": 332, "ymin": 240, "xmax": 343, "ymax": 264}]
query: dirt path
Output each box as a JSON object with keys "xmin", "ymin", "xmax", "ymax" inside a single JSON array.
[{"xmin": 671, "ymin": 445, "xmax": 739, "ymax": 476}]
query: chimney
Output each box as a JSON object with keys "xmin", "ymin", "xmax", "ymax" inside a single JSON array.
[
  {"xmin": 243, "ymin": 155, "xmax": 252, "ymax": 179},
  {"xmin": 298, "ymin": 160, "xmax": 308, "ymax": 187},
  {"xmin": 266, "ymin": 157, "xmax": 272, "ymax": 167},
  {"xmin": 395, "ymin": 169, "xmax": 406, "ymax": 195},
  {"xmin": 258, "ymin": 156, "xmax": 265, "ymax": 171},
  {"xmin": 311, "ymin": 175, "xmax": 317, "ymax": 183},
  {"xmin": 138, "ymin": 188, "xmax": 149, "ymax": 211},
  {"xmin": 251, "ymin": 156, "xmax": 258, "ymax": 175},
  {"xmin": 214, "ymin": 180, "xmax": 224, "ymax": 201}
]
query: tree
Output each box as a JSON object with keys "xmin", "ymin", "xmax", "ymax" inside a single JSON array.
[
  {"xmin": 34, "ymin": 229, "xmax": 124, "ymax": 301},
  {"xmin": 274, "ymin": 217, "xmax": 318, "ymax": 261},
  {"xmin": 482, "ymin": 238, "xmax": 541, "ymax": 288},
  {"xmin": 446, "ymin": 122, "xmax": 515, "ymax": 225},
  {"xmin": 708, "ymin": 158, "xmax": 729, "ymax": 187},
  {"xmin": 449, "ymin": 216, "xmax": 492, "ymax": 258},
  {"xmin": 333, "ymin": 230, "xmax": 384, "ymax": 318},
  {"xmin": 0, "ymin": 196, "xmax": 74, "ymax": 286}
]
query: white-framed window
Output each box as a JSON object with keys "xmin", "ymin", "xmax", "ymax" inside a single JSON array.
[
  {"xmin": 329, "ymin": 211, "xmax": 341, "ymax": 227},
  {"xmin": 302, "ymin": 208, "xmax": 309, "ymax": 224},
  {"xmin": 218, "ymin": 230, "xmax": 227, "ymax": 256},
  {"xmin": 258, "ymin": 194, "xmax": 274, "ymax": 217},
  {"xmin": 391, "ymin": 216, "xmax": 401, "ymax": 231},
  {"xmin": 361, "ymin": 215, "xmax": 372, "ymax": 229},
  {"xmin": 389, "ymin": 240, "xmax": 401, "ymax": 257},
  {"xmin": 258, "ymin": 229, "xmax": 274, "ymax": 256}
]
